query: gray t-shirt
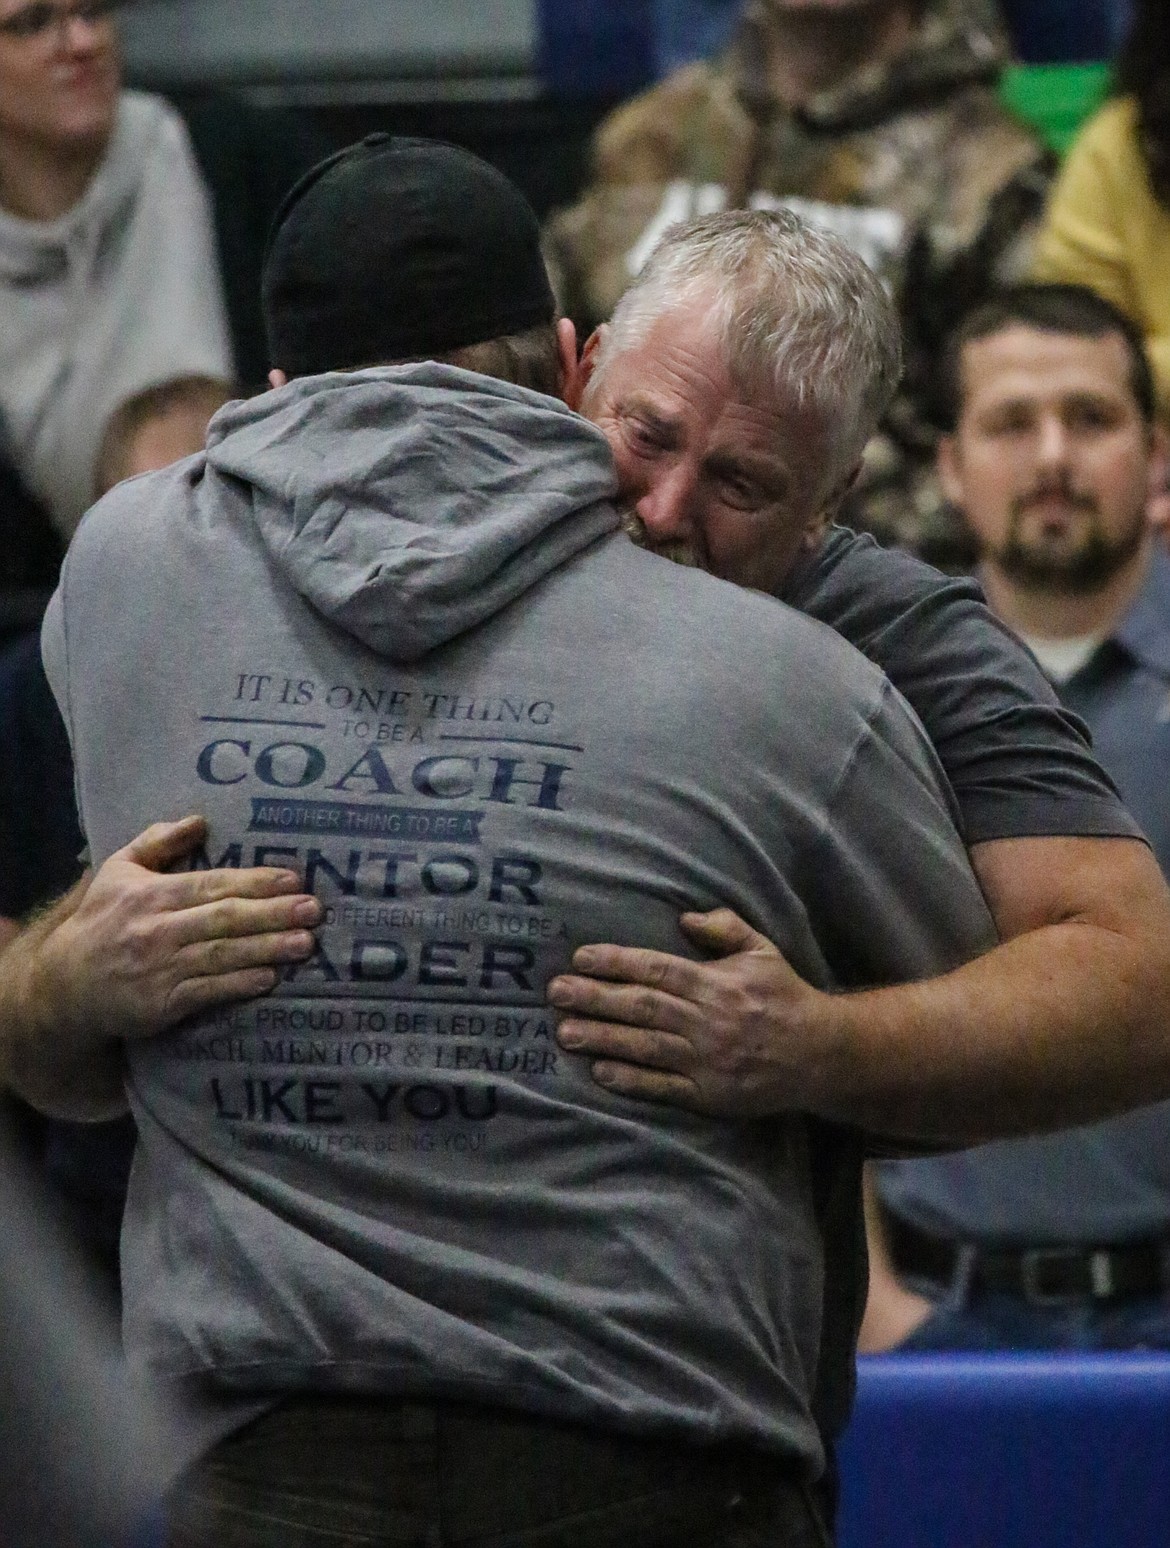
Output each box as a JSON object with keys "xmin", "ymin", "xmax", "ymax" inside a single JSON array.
[
  {"xmin": 43, "ymin": 366, "xmax": 995, "ymax": 1471},
  {"xmin": 784, "ymin": 526, "xmax": 1142, "ymax": 845}
]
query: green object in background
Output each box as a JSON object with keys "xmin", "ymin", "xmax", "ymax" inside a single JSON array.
[{"xmin": 999, "ymin": 61, "xmax": 1112, "ymax": 156}]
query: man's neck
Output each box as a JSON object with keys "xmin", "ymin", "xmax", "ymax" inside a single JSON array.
[
  {"xmin": 0, "ymin": 131, "xmax": 106, "ymax": 222},
  {"xmin": 760, "ymin": 3, "xmax": 916, "ymax": 109},
  {"xmin": 978, "ymin": 540, "xmax": 1153, "ymax": 643}
]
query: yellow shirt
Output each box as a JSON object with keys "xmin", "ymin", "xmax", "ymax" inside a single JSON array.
[{"xmin": 1033, "ymin": 96, "xmax": 1170, "ymax": 420}]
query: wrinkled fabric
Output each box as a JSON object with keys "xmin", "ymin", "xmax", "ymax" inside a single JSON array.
[{"xmin": 205, "ymin": 365, "xmax": 620, "ymax": 659}]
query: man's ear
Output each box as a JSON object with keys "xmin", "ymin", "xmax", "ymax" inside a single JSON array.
[
  {"xmin": 803, "ymin": 461, "xmax": 861, "ymax": 550},
  {"xmin": 555, "ymin": 318, "xmax": 583, "ymax": 409},
  {"xmin": 936, "ymin": 432, "xmax": 965, "ymax": 508},
  {"xmin": 268, "ymin": 369, "xmax": 289, "ymax": 390},
  {"xmin": 576, "ymin": 325, "xmax": 610, "ymax": 402}
]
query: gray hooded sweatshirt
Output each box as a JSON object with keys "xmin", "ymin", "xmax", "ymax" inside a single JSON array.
[
  {"xmin": 43, "ymin": 365, "xmax": 994, "ymax": 1470},
  {"xmin": 0, "ymin": 91, "xmax": 231, "ymax": 535}
]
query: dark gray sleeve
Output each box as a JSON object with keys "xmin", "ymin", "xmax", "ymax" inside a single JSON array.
[
  {"xmin": 796, "ymin": 680, "xmax": 998, "ymax": 992},
  {"xmin": 784, "ymin": 529, "xmax": 1144, "ymax": 845}
]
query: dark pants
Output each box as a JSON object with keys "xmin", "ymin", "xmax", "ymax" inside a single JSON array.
[{"xmin": 165, "ymin": 1396, "xmax": 831, "ymax": 1548}]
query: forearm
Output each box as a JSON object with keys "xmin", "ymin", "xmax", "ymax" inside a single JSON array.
[
  {"xmin": 812, "ymin": 917, "xmax": 1165, "ymax": 1145},
  {"xmin": 550, "ymin": 840, "xmax": 1170, "ymax": 1139},
  {"xmin": 1, "ymin": 886, "xmax": 127, "ymax": 1121}
]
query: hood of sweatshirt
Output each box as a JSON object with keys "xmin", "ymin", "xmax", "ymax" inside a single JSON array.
[{"xmin": 203, "ymin": 363, "xmax": 621, "ymax": 661}]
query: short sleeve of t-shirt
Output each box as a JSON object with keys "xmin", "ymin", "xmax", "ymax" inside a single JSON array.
[{"xmin": 782, "ymin": 527, "xmax": 1143, "ymax": 845}]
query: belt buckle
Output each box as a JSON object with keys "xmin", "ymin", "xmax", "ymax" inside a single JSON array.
[{"xmin": 1018, "ymin": 1247, "xmax": 1100, "ymax": 1305}]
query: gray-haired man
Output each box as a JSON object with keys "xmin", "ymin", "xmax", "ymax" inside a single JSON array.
[
  {"xmin": 545, "ymin": 211, "xmax": 1170, "ymax": 1469},
  {"xmin": 553, "ymin": 211, "xmax": 1170, "ymax": 1149}
]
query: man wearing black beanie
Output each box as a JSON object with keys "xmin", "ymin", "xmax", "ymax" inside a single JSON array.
[{"xmin": 34, "ymin": 135, "xmax": 995, "ymax": 1545}]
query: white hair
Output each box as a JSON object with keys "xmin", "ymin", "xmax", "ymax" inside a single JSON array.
[{"xmin": 586, "ymin": 208, "xmax": 903, "ymax": 484}]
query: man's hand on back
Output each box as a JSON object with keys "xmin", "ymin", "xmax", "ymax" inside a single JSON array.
[
  {"xmin": 549, "ymin": 908, "xmax": 832, "ymax": 1117},
  {"xmin": 1, "ymin": 815, "xmax": 322, "ymax": 1119},
  {"xmin": 550, "ymin": 836, "xmax": 1170, "ymax": 1147},
  {"xmin": 35, "ymin": 816, "xmax": 322, "ymax": 1041}
]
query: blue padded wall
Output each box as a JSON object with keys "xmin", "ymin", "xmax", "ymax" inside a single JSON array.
[{"xmin": 838, "ymin": 1352, "xmax": 1170, "ymax": 1548}]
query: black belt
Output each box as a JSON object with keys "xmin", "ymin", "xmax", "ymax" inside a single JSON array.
[
  {"xmin": 886, "ymin": 1215, "xmax": 1170, "ymax": 1307},
  {"xmin": 967, "ymin": 1240, "xmax": 1168, "ymax": 1306}
]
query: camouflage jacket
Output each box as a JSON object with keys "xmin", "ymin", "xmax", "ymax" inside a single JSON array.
[{"xmin": 546, "ymin": 0, "xmax": 1053, "ymax": 556}]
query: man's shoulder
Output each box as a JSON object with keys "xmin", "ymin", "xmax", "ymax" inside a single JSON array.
[
  {"xmin": 571, "ymin": 539, "xmax": 944, "ymax": 828},
  {"xmin": 63, "ymin": 461, "xmax": 203, "ymax": 578},
  {"xmin": 786, "ymin": 527, "xmax": 984, "ymax": 619},
  {"xmin": 930, "ymin": 78, "xmax": 1044, "ymax": 166},
  {"xmin": 117, "ymin": 89, "xmax": 195, "ymax": 160},
  {"xmin": 926, "ymin": 81, "xmax": 1048, "ymax": 229},
  {"xmin": 780, "ymin": 527, "xmax": 1058, "ymax": 715},
  {"xmin": 1109, "ymin": 546, "xmax": 1170, "ymax": 678},
  {"xmin": 1069, "ymin": 95, "xmax": 1137, "ymax": 157},
  {"xmin": 597, "ymin": 537, "xmax": 892, "ymax": 703}
]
